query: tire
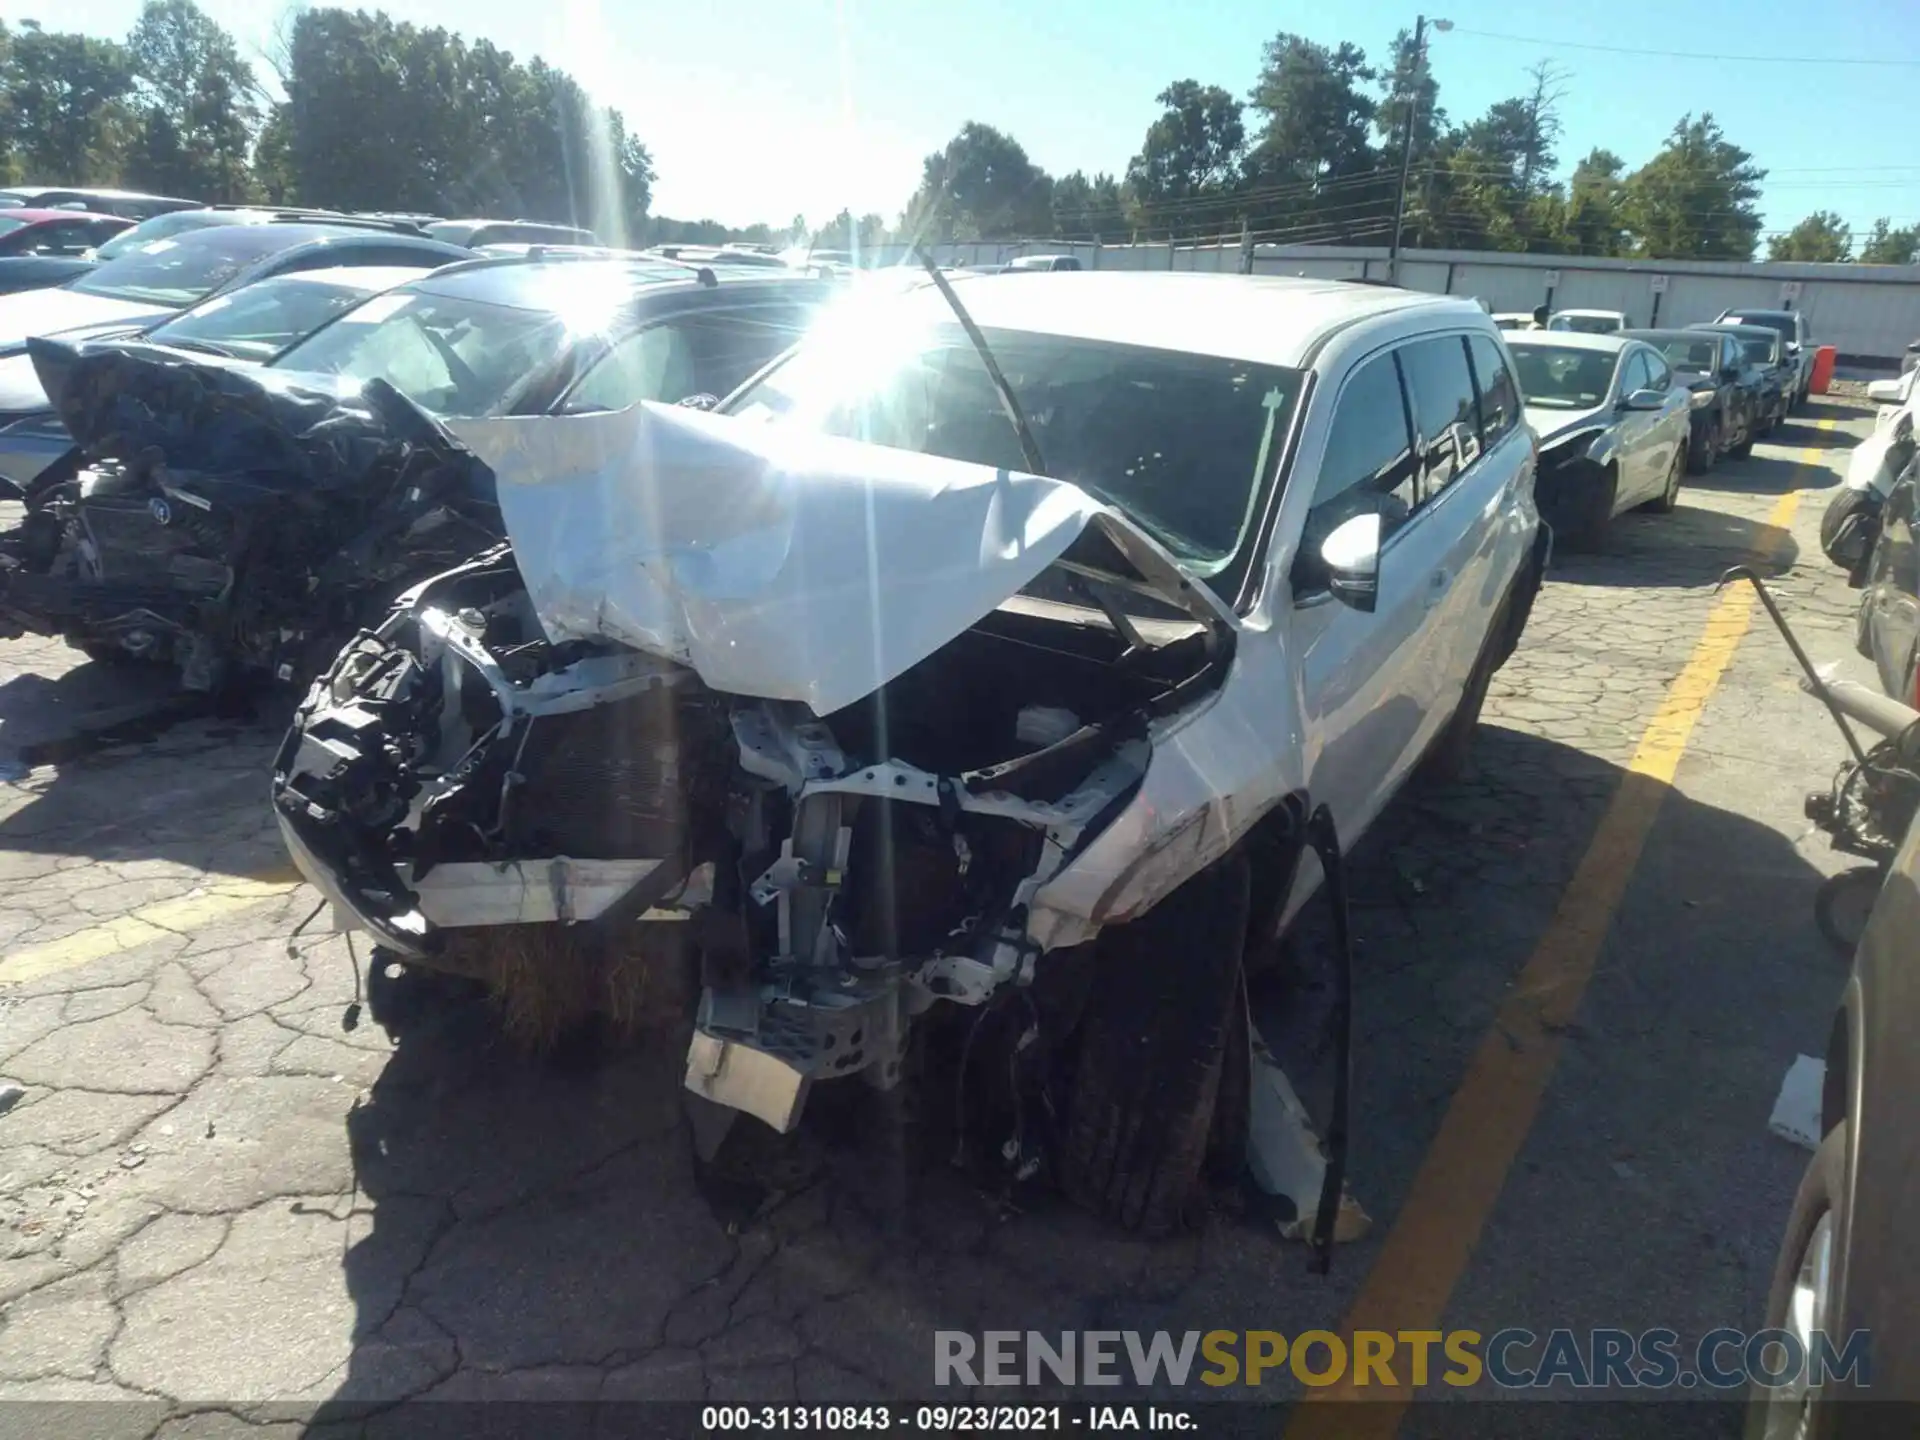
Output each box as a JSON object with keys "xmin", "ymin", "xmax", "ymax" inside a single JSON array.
[
  {"xmin": 1819, "ymin": 487, "xmax": 1879, "ymax": 572},
  {"xmin": 1422, "ymin": 587, "xmax": 1512, "ymax": 783},
  {"xmin": 1688, "ymin": 418, "xmax": 1718, "ymax": 475},
  {"xmin": 1731, "ymin": 411, "xmax": 1756, "ymax": 459},
  {"xmin": 1204, "ymin": 972, "xmax": 1251, "ymax": 1184},
  {"xmin": 1644, "ymin": 445, "xmax": 1684, "ymax": 514},
  {"xmin": 1060, "ymin": 853, "xmax": 1250, "ymax": 1235},
  {"xmin": 1814, "ymin": 867, "xmax": 1884, "ymax": 962},
  {"xmin": 1745, "ymin": 1123, "xmax": 1846, "ymax": 1440},
  {"xmin": 1558, "ymin": 463, "xmax": 1617, "ymax": 552}
]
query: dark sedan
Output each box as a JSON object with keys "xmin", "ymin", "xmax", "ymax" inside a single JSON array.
[
  {"xmin": 1691, "ymin": 322, "xmax": 1793, "ymax": 435},
  {"xmin": 0, "ymin": 210, "xmax": 131, "ymax": 257},
  {"xmin": 0, "ymin": 223, "xmax": 475, "ymax": 360},
  {"xmin": 0, "ymin": 186, "xmax": 197, "ymax": 220},
  {"xmin": 1622, "ymin": 327, "xmax": 1760, "ymax": 471}
]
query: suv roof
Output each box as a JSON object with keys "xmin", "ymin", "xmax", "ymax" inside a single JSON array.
[
  {"xmin": 402, "ymin": 254, "xmax": 829, "ymax": 308},
  {"xmin": 903, "ymin": 272, "xmax": 1486, "ymax": 368}
]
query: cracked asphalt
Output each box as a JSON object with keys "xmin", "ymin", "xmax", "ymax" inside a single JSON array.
[{"xmin": 0, "ymin": 399, "xmax": 1881, "ymax": 1435}]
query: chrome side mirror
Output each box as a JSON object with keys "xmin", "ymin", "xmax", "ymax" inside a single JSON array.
[{"xmin": 1321, "ymin": 511, "xmax": 1382, "ymax": 613}]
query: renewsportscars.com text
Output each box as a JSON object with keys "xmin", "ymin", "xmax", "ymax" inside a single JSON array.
[{"xmin": 935, "ymin": 1328, "xmax": 1871, "ymax": 1391}]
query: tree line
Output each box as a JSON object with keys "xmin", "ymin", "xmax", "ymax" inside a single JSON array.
[
  {"xmin": 0, "ymin": 5, "xmax": 1909, "ymax": 266},
  {"xmin": 898, "ymin": 30, "xmax": 1917, "ymax": 266},
  {"xmin": 0, "ymin": 3, "xmax": 654, "ymax": 240}
]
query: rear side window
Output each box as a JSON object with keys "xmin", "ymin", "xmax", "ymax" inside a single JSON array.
[
  {"xmin": 1299, "ymin": 349, "xmax": 1418, "ymax": 582},
  {"xmin": 1398, "ymin": 335, "xmax": 1482, "ymax": 499},
  {"xmin": 1467, "ymin": 333, "xmax": 1520, "ymax": 445},
  {"xmin": 1619, "ymin": 350, "xmax": 1651, "ymax": 396}
]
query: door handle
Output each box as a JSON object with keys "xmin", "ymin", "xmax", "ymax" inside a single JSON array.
[{"xmin": 1426, "ymin": 568, "xmax": 1450, "ymax": 609}]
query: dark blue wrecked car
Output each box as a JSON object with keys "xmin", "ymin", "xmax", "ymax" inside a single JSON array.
[{"xmin": 0, "ymin": 254, "xmax": 827, "ymax": 691}]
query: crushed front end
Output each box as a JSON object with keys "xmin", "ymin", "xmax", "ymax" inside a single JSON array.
[
  {"xmin": 273, "ymin": 402, "xmax": 1244, "ymax": 1135},
  {"xmin": 0, "ymin": 340, "xmax": 500, "ymax": 690}
]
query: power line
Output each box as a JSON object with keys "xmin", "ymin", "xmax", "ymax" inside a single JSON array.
[{"xmin": 1448, "ymin": 25, "xmax": 1920, "ymax": 68}]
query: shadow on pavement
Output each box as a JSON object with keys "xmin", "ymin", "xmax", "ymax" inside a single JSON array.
[
  {"xmin": 1770, "ymin": 418, "xmax": 1858, "ymax": 450},
  {"xmin": 1805, "ymin": 397, "xmax": 1877, "ymax": 423},
  {"xmin": 0, "ymin": 640, "xmax": 296, "ymax": 877},
  {"xmin": 298, "ymin": 724, "xmax": 1837, "ymax": 1430},
  {"xmin": 1549, "ymin": 504, "xmax": 1797, "ymax": 590},
  {"xmin": 1686, "ymin": 452, "xmax": 1821, "ymax": 497}
]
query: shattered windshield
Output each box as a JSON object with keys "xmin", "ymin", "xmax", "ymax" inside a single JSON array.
[
  {"xmin": 729, "ymin": 319, "xmax": 1304, "ymax": 581},
  {"xmin": 271, "ymin": 289, "xmax": 572, "ymax": 415}
]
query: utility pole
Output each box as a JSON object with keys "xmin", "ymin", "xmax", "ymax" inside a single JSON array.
[{"xmin": 1387, "ymin": 16, "xmax": 1448, "ymax": 284}]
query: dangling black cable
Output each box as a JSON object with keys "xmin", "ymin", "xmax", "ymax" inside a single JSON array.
[{"xmin": 341, "ymin": 933, "xmax": 363, "ymax": 1033}]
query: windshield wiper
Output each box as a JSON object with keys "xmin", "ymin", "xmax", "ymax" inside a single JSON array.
[{"xmin": 914, "ymin": 251, "xmax": 1046, "ymax": 477}]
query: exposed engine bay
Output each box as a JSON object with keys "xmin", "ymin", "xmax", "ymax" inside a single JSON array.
[
  {"xmin": 0, "ymin": 340, "xmax": 501, "ymax": 690},
  {"xmin": 274, "ymin": 524, "xmax": 1224, "ymax": 1132}
]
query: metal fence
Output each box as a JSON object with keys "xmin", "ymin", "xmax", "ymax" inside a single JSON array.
[{"xmin": 864, "ymin": 239, "xmax": 1920, "ymax": 365}]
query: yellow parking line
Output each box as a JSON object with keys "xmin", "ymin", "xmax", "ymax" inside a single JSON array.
[
  {"xmin": 1287, "ymin": 421, "xmax": 1836, "ymax": 1433},
  {"xmin": 0, "ymin": 870, "xmax": 301, "ymax": 988}
]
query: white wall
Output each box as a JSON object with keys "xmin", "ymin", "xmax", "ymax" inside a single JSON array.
[{"xmin": 869, "ymin": 239, "xmax": 1920, "ymax": 361}]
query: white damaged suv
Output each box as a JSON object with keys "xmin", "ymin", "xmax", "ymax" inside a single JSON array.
[{"xmin": 273, "ymin": 273, "xmax": 1547, "ymax": 1232}]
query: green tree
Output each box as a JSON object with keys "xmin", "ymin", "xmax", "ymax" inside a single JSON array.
[
  {"xmin": 251, "ymin": 103, "xmax": 295, "ymax": 203},
  {"xmin": 5, "ymin": 24, "xmax": 134, "ymax": 183},
  {"xmin": 276, "ymin": 10, "xmax": 651, "ymax": 235},
  {"xmin": 1374, "ymin": 26, "xmax": 1445, "ymax": 162},
  {"xmin": 901, "ymin": 122, "xmax": 1053, "ymax": 242},
  {"xmin": 1051, "ymin": 169, "xmax": 1127, "ymax": 239},
  {"xmin": 1242, "ymin": 34, "xmax": 1381, "ymax": 240},
  {"xmin": 1768, "ymin": 210, "xmax": 1853, "ymax": 263},
  {"xmin": 1558, "ymin": 148, "xmax": 1629, "ymax": 256},
  {"xmin": 124, "ymin": 0, "xmax": 258, "ymax": 202},
  {"xmin": 1123, "ymin": 80, "xmax": 1244, "ymax": 236},
  {"xmin": 1620, "ymin": 114, "xmax": 1766, "ymax": 260},
  {"xmin": 1858, "ymin": 217, "xmax": 1920, "ymax": 265}
]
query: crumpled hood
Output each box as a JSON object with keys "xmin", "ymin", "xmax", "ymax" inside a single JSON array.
[
  {"xmin": 28, "ymin": 338, "xmax": 470, "ymax": 494},
  {"xmin": 1524, "ymin": 402, "xmax": 1609, "ymax": 449},
  {"xmin": 0, "ymin": 287, "xmax": 171, "ymax": 355},
  {"xmin": 445, "ymin": 402, "xmax": 1221, "ymax": 717}
]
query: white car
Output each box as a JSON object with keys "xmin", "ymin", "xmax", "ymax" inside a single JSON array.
[
  {"xmin": 1548, "ymin": 308, "xmax": 1629, "ymax": 335},
  {"xmin": 272, "ymin": 273, "xmax": 1548, "ymax": 1233},
  {"xmin": 1507, "ymin": 331, "xmax": 1693, "ymax": 548}
]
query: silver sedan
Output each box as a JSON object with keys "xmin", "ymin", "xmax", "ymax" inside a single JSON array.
[{"xmin": 1508, "ymin": 331, "xmax": 1694, "ymax": 549}]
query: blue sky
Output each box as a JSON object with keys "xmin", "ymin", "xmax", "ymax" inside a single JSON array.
[{"xmin": 10, "ymin": 0, "xmax": 1920, "ymax": 238}]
